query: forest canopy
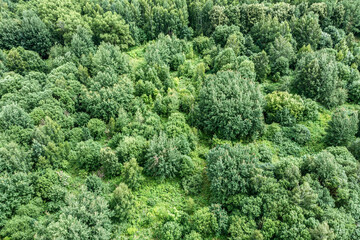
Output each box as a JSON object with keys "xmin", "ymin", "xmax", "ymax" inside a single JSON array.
[{"xmin": 1, "ymin": 0, "xmax": 360, "ymax": 239}]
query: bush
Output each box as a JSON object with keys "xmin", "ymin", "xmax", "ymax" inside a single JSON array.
[
  {"xmin": 182, "ymin": 172, "xmax": 203, "ymax": 195},
  {"xmin": 214, "ymin": 48, "xmax": 237, "ymax": 71},
  {"xmin": 144, "ymin": 132, "xmax": 183, "ymax": 179},
  {"xmin": 91, "ymin": 42, "xmax": 130, "ymax": 75},
  {"xmin": 0, "ymin": 215, "xmax": 35, "ymax": 240},
  {"xmin": 0, "ymin": 11, "xmax": 52, "ymax": 57},
  {"xmin": 349, "ymin": 80, "xmax": 360, "ymax": 104},
  {"xmin": 257, "ymin": 143, "xmax": 273, "ymax": 163},
  {"xmin": 192, "ymin": 36, "xmax": 214, "ymax": 55},
  {"xmin": 145, "ymin": 34, "xmax": 188, "ymax": 71},
  {"xmin": 326, "ymin": 108, "xmax": 358, "ymax": 146},
  {"xmin": 196, "ymin": 71, "xmax": 264, "ymax": 140},
  {"xmin": 87, "ymin": 118, "xmax": 106, "ymax": 140},
  {"xmin": 212, "ymin": 25, "xmax": 241, "ymax": 47},
  {"xmin": 228, "ymin": 216, "xmax": 259, "ymax": 240},
  {"xmin": 0, "ymin": 172, "xmax": 34, "ymax": 227},
  {"xmin": 121, "ymin": 158, "xmax": 144, "ymax": 190},
  {"xmin": 81, "ymin": 76, "xmax": 134, "ymax": 122},
  {"xmin": 0, "ymin": 142, "xmax": 30, "ymax": 174},
  {"xmin": 153, "ymin": 91, "xmax": 180, "ymax": 117}
]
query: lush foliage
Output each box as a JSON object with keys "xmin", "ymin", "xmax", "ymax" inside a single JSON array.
[
  {"xmin": 1, "ymin": 0, "xmax": 360, "ymax": 238},
  {"xmin": 196, "ymin": 70, "xmax": 264, "ymax": 140}
]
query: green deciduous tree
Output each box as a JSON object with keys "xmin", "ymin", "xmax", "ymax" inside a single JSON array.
[
  {"xmin": 157, "ymin": 221, "xmax": 183, "ymax": 240},
  {"xmin": 207, "ymin": 144, "xmax": 260, "ymax": 202},
  {"xmin": 92, "ymin": 11, "xmax": 134, "ymax": 49},
  {"xmin": 251, "ymin": 51, "xmax": 270, "ymax": 82},
  {"xmin": 38, "ymin": 188, "xmax": 112, "ymax": 239},
  {"xmin": 101, "ymin": 147, "xmax": 121, "ymax": 178},
  {"xmin": 325, "ymin": 108, "xmax": 358, "ymax": 146},
  {"xmin": 87, "ymin": 118, "xmax": 106, "ymax": 140},
  {"xmin": 265, "ymin": 91, "xmax": 318, "ymax": 125},
  {"xmin": 91, "ymin": 42, "xmax": 130, "ymax": 75},
  {"xmin": 0, "ymin": 103, "xmax": 32, "ymax": 131},
  {"xmin": 0, "ymin": 11, "xmax": 52, "ymax": 57},
  {"xmin": 121, "ymin": 158, "xmax": 144, "ymax": 190},
  {"xmin": 144, "ymin": 132, "xmax": 183, "ymax": 179},
  {"xmin": 110, "ymin": 183, "xmax": 134, "ymax": 221},
  {"xmin": 73, "ymin": 140, "xmax": 101, "ymax": 172},
  {"xmin": 294, "ymin": 50, "xmax": 346, "ymax": 108},
  {"xmin": 196, "ymin": 71, "xmax": 264, "ymax": 140},
  {"xmin": 291, "ymin": 13, "xmax": 322, "ymax": 49},
  {"xmin": 0, "ymin": 142, "xmax": 30, "ymax": 174}
]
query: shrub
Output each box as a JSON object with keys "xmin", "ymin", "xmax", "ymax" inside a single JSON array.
[
  {"xmin": 0, "ymin": 172, "xmax": 34, "ymax": 227},
  {"xmin": 81, "ymin": 76, "xmax": 134, "ymax": 122},
  {"xmin": 0, "ymin": 215, "xmax": 35, "ymax": 240},
  {"xmin": 228, "ymin": 216, "xmax": 258, "ymax": 240},
  {"xmin": 349, "ymin": 80, "xmax": 360, "ymax": 104},
  {"xmin": 153, "ymin": 91, "xmax": 180, "ymax": 117},
  {"xmin": 145, "ymin": 34, "xmax": 188, "ymax": 71},
  {"xmin": 0, "ymin": 142, "xmax": 30, "ymax": 174},
  {"xmin": 192, "ymin": 36, "xmax": 214, "ymax": 55},
  {"xmin": 184, "ymin": 231, "xmax": 202, "ymax": 240},
  {"xmin": 210, "ymin": 204, "xmax": 229, "ymax": 235},
  {"xmin": 325, "ymin": 108, "xmax": 358, "ymax": 146},
  {"xmin": 182, "ymin": 172, "xmax": 203, "ymax": 195},
  {"xmin": 251, "ymin": 51, "xmax": 270, "ymax": 82},
  {"xmin": 212, "ymin": 25, "xmax": 241, "ymax": 47},
  {"xmin": 257, "ymin": 143, "xmax": 273, "ymax": 163},
  {"xmin": 39, "ymin": 188, "xmax": 112, "ymax": 240},
  {"xmin": 196, "ymin": 71, "xmax": 264, "ymax": 140},
  {"xmin": 214, "ymin": 48, "xmax": 237, "ymax": 71},
  {"xmin": 91, "ymin": 42, "xmax": 130, "ymax": 75}
]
